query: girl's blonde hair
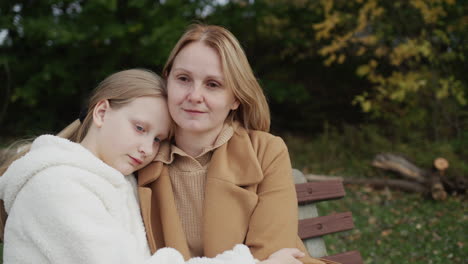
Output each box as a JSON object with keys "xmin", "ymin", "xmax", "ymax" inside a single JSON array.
[
  {"xmin": 163, "ymin": 24, "xmax": 270, "ymax": 132},
  {"xmin": 0, "ymin": 69, "xmax": 168, "ymax": 240},
  {"xmin": 0, "ymin": 68, "xmax": 169, "ymax": 176}
]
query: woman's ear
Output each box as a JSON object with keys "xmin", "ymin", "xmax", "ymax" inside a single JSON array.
[
  {"xmin": 92, "ymin": 99, "xmax": 111, "ymax": 128},
  {"xmin": 231, "ymin": 99, "xmax": 240, "ymax": 110}
]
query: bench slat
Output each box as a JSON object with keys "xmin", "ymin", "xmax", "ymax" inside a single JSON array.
[
  {"xmin": 295, "ymin": 181, "xmax": 345, "ymax": 204},
  {"xmin": 322, "ymin": 250, "xmax": 363, "ymax": 264},
  {"xmin": 298, "ymin": 212, "xmax": 354, "ymax": 239}
]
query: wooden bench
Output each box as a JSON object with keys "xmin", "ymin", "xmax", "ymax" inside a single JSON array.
[{"xmin": 293, "ymin": 169, "xmax": 363, "ymax": 264}]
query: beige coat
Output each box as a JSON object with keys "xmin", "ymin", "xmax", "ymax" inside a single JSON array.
[{"xmin": 137, "ymin": 126, "xmax": 329, "ymax": 264}]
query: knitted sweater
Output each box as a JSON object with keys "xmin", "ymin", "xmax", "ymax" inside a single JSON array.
[
  {"xmin": 155, "ymin": 124, "xmax": 234, "ymax": 257},
  {"xmin": 0, "ymin": 135, "xmax": 256, "ymax": 264}
]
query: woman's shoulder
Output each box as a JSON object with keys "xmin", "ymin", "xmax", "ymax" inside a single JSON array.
[{"xmin": 233, "ymin": 126, "xmax": 287, "ymax": 152}]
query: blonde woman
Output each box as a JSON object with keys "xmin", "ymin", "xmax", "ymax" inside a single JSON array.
[
  {"xmin": 0, "ymin": 69, "xmax": 302, "ymax": 264},
  {"xmin": 137, "ymin": 25, "xmax": 334, "ymax": 264}
]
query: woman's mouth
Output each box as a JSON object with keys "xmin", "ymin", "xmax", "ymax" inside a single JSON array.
[{"xmin": 184, "ymin": 109, "xmax": 205, "ymax": 114}]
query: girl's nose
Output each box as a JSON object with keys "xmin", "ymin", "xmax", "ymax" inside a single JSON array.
[{"xmin": 139, "ymin": 138, "xmax": 154, "ymax": 158}]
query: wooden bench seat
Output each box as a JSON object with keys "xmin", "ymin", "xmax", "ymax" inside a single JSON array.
[{"xmin": 293, "ymin": 169, "xmax": 363, "ymax": 264}]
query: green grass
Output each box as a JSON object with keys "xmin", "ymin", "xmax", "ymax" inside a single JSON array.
[
  {"xmin": 283, "ymin": 124, "xmax": 467, "ymax": 264},
  {"xmin": 317, "ymin": 186, "xmax": 466, "ymax": 264}
]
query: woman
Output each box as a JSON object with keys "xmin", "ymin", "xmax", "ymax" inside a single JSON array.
[
  {"xmin": 0, "ymin": 69, "xmax": 299, "ymax": 264},
  {"xmin": 137, "ymin": 25, "xmax": 331, "ymax": 264}
]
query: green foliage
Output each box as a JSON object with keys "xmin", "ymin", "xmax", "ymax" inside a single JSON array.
[
  {"xmin": 1, "ymin": 0, "xmax": 466, "ymax": 141},
  {"xmin": 313, "ymin": 0, "xmax": 468, "ymax": 139},
  {"xmin": 0, "ymin": 0, "xmax": 207, "ymax": 135}
]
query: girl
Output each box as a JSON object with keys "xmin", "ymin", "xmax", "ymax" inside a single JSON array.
[
  {"xmin": 0, "ymin": 69, "xmax": 302, "ymax": 264},
  {"xmin": 137, "ymin": 25, "xmax": 333, "ymax": 264}
]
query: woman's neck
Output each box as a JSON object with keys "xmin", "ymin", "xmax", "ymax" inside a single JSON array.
[{"xmin": 174, "ymin": 126, "xmax": 224, "ymax": 157}]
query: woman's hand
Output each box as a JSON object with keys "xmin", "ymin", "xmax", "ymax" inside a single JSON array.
[{"xmin": 258, "ymin": 248, "xmax": 305, "ymax": 264}]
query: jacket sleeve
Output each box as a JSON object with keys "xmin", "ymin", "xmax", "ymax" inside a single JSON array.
[
  {"xmin": 3, "ymin": 168, "xmax": 186, "ymax": 264},
  {"xmin": 245, "ymin": 136, "xmax": 325, "ymax": 264}
]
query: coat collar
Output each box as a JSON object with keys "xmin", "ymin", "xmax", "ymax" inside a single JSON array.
[
  {"xmin": 137, "ymin": 160, "xmax": 164, "ymax": 186},
  {"xmin": 154, "ymin": 122, "xmax": 235, "ymax": 165},
  {"xmin": 206, "ymin": 125, "xmax": 263, "ymax": 185},
  {"xmin": 138, "ymin": 122, "xmax": 262, "ymax": 187}
]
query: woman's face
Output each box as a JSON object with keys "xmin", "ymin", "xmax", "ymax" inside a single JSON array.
[
  {"xmin": 92, "ymin": 96, "xmax": 171, "ymax": 175},
  {"xmin": 167, "ymin": 41, "xmax": 239, "ymax": 136}
]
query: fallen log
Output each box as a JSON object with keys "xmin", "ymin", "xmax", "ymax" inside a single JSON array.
[
  {"xmin": 343, "ymin": 178, "xmax": 426, "ymax": 193},
  {"xmin": 433, "ymin": 157, "xmax": 449, "ymax": 173},
  {"xmin": 430, "ymin": 157, "xmax": 449, "ymax": 200},
  {"xmin": 429, "ymin": 174, "xmax": 447, "ymax": 200},
  {"xmin": 304, "ymin": 155, "xmax": 462, "ymax": 200},
  {"xmin": 372, "ymin": 153, "xmax": 427, "ymax": 183}
]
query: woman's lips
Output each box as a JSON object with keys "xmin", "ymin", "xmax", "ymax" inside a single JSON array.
[{"xmin": 184, "ymin": 109, "xmax": 205, "ymax": 114}]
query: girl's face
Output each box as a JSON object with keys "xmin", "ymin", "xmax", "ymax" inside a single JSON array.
[
  {"xmin": 92, "ymin": 96, "xmax": 171, "ymax": 175},
  {"xmin": 167, "ymin": 41, "xmax": 240, "ymax": 136}
]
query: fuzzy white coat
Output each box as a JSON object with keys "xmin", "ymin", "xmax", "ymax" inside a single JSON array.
[{"xmin": 0, "ymin": 135, "xmax": 256, "ymax": 264}]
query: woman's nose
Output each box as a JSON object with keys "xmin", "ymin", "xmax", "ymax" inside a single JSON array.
[{"xmin": 187, "ymin": 83, "xmax": 203, "ymax": 103}]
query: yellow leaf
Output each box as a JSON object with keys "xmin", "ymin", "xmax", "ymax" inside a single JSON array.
[
  {"xmin": 337, "ymin": 54, "xmax": 346, "ymax": 64},
  {"xmin": 356, "ymin": 46, "xmax": 367, "ymax": 56},
  {"xmin": 357, "ymin": 65, "xmax": 370, "ymax": 76},
  {"xmin": 362, "ymin": 101, "xmax": 372, "ymax": 112},
  {"xmin": 324, "ymin": 54, "xmax": 336, "ymax": 66}
]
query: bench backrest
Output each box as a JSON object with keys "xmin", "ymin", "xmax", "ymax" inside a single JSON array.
[{"xmin": 293, "ymin": 169, "xmax": 363, "ymax": 264}]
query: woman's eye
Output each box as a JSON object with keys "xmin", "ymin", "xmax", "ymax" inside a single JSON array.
[
  {"xmin": 207, "ymin": 81, "xmax": 220, "ymax": 88},
  {"xmin": 154, "ymin": 137, "xmax": 161, "ymax": 143},
  {"xmin": 177, "ymin": 76, "xmax": 189, "ymax": 82},
  {"xmin": 136, "ymin": 125, "xmax": 144, "ymax": 132}
]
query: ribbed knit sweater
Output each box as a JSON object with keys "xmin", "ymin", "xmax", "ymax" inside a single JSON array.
[{"xmin": 155, "ymin": 124, "xmax": 234, "ymax": 257}]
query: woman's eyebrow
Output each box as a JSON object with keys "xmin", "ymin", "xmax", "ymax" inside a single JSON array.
[
  {"xmin": 171, "ymin": 67, "xmax": 189, "ymax": 73},
  {"xmin": 172, "ymin": 67, "xmax": 224, "ymax": 81}
]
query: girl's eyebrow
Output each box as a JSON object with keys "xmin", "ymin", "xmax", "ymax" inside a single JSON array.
[{"xmin": 131, "ymin": 118, "xmax": 151, "ymax": 129}]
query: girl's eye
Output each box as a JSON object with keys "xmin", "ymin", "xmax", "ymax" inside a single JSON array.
[
  {"xmin": 136, "ymin": 125, "xmax": 144, "ymax": 132},
  {"xmin": 154, "ymin": 137, "xmax": 161, "ymax": 143}
]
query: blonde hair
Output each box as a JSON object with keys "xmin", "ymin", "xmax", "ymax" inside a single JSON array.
[
  {"xmin": 0, "ymin": 69, "xmax": 169, "ymax": 176},
  {"xmin": 0, "ymin": 69, "xmax": 169, "ymax": 240},
  {"xmin": 163, "ymin": 24, "xmax": 270, "ymax": 132}
]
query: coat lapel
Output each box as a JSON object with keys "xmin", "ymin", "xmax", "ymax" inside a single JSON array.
[
  {"xmin": 203, "ymin": 127, "xmax": 264, "ymax": 257},
  {"xmin": 138, "ymin": 162, "xmax": 191, "ymax": 259}
]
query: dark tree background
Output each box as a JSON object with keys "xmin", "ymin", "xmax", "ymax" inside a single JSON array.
[{"xmin": 1, "ymin": 0, "xmax": 467, "ymax": 144}]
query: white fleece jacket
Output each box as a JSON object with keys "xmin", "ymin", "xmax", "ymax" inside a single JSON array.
[{"xmin": 0, "ymin": 135, "xmax": 256, "ymax": 264}]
